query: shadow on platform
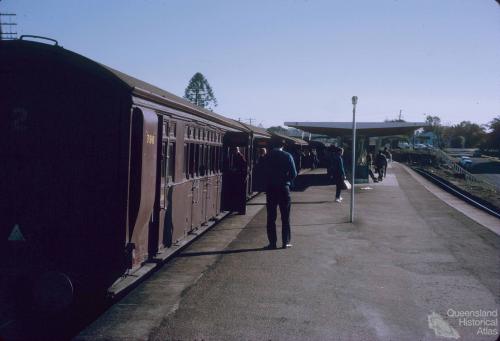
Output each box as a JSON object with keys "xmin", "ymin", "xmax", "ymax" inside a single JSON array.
[
  {"xmin": 292, "ymin": 172, "xmax": 332, "ymax": 192},
  {"xmin": 248, "ymin": 200, "xmax": 333, "ymax": 206},
  {"xmin": 178, "ymin": 247, "xmax": 274, "ymax": 258}
]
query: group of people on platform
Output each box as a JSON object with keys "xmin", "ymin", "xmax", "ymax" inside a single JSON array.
[
  {"xmin": 246, "ymin": 141, "xmax": 393, "ymax": 251},
  {"xmin": 301, "ymin": 149, "xmax": 320, "ymax": 169},
  {"xmin": 366, "ymin": 147, "xmax": 391, "ymax": 183}
]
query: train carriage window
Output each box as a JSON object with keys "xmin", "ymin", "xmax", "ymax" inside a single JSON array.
[
  {"xmin": 206, "ymin": 145, "xmax": 211, "ymax": 174},
  {"xmin": 160, "ymin": 141, "xmax": 167, "ymax": 208},
  {"xmin": 216, "ymin": 146, "xmax": 221, "ymax": 172},
  {"xmin": 194, "ymin": 144, "xmax": 199, "ymax": 176},
  {"xmin": 184, "ymin": 143, "xmax": 188, "ymax": 179},
  {"xmin": 189, "ymin": 143, "xmax": 195, "ymax": 178},
  {"xmin": 199, "ymin": 144, "xmax": 202, "ymax": 176},
  {"xmin": 163, "ymin": 121, "xmax": 169, "ymax": 139},
  {"xmin": 161, "ymin": 142, "xmax": 167, "ymax": 179},
  {"xmin": 219, "ymin": 146, "xmax": 224, "ymax": 171},
  {"xmin": 210, "ymin": 145, "xmax": 215, "ymax": 173},
  {"xmin": 215, "ymin": 145, "xmax": 219, "ymax": 173},
  {"xmin": 170, "ymin": 122, "xmax": 177, "ymax": 137},
  {"xmin": 167, "ymin": 142, "xmax": 176, "ymax": 183},
  {"xmin": 199, "ymin": 144, "xmax": 206, "ymax": 176},
  {"xmin": 213, "ymin": 146, "xmax": 217, "ymax": 173}
]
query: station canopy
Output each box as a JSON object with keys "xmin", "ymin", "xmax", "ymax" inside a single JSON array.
[{"xmin": 284, "ymin": 121, "xmax": 428, "ymax": 137}]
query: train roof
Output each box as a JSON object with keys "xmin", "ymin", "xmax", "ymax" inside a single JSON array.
[
  {"xmin": 270, "ymin": 132, "xmax": 309, "ymax": 146},
  {"xmin": 101, "ymin": 65, "xmax": 243, "ymax": 131},
  {"xmin": 4, "ymin": 38, "xmax": 243, "ymax": 131},
  {"xmin": 234, "ymin": 122, "xmax": 271, "ymax": 139}
]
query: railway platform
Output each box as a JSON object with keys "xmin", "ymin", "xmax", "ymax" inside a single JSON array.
[{"xmin": 75, "ymin": 162, "xmax": 499, "ymax": 341}]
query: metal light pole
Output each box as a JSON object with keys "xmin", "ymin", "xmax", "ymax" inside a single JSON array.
[{"xmin": 350, "ymin": 96, "xmax": 358, "ymax": 223}]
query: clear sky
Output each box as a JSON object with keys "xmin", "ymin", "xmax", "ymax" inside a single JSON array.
[{"xmin": 3, "ymin": 0, "xmax": 500, "ymax": 128}]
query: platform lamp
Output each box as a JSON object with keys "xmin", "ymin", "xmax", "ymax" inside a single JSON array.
[{"xmin": 350, "ymin": 96, "xmax": 358, "ymax": 223}]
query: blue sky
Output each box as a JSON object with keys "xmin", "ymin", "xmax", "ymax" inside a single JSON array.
[{"xmin": 3, "ymin": 0, "xmax": 500, "ymax": 128}]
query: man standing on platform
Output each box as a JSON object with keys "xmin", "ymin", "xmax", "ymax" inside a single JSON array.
[{"xmin": 263, "ymin": 138, "xmax": 297, "ymax": 249}]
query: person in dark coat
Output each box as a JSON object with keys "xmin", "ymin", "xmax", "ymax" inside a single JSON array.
[
  {"xmin": 375, "ymin": 150, "xmax": 388, "ymax": 181},
  {"xmin": 329, "ymin": 147, "xmax": 346, "ymax": 203},
  {"xmin": 366, "ymin": 153, "xmax": 379, "ymax": 183},
  {"xmin": 231, "ymin": 146, "xmax": 248, "ymax": 213},
  {"xmin": 253, "ymin": 148, "xmax": 267, "ymax": 192},
  {"xmin": 262, "ymin": 138, "xmax": 297, "ymax": 249}
]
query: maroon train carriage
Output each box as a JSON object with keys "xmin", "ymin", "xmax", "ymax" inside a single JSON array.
[{"xmin": 0, "ymin": 37, "xmax": 245, "ymax": 312}]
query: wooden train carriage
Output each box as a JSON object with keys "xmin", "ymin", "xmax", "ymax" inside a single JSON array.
[{"xmin": 0, "ymin": 38, "xmax": 242, "ymax": 309}]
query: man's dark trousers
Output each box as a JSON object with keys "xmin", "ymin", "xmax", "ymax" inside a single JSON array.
[
  {"xmin": 335, "ymin": 177, "xmax": 343, "ymax": 199},
  {"xmin": 266, "ymin": 184, "xmax": 291, "ymax": 247}
]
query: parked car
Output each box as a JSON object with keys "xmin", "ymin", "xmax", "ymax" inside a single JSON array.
[{"xmin": 459, "ymin": 156, "xmax": 473, "ymax": 168}]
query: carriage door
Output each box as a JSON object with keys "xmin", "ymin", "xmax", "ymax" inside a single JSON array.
[
  {"xmin": 128, "ymin": 107, "xmax": 157, "ymax": 268},
  {"xmin": 191, "ymin": 142, "xmax": 201, "ymax": 230},
  {"xmin": 158, "ymin": 119, "xmax": 176, "ymax": 248}
]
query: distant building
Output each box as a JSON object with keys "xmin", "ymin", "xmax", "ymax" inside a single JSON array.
[{"xmin": 415, "ymin": 131, "xmax": 438, "ymax": 146}]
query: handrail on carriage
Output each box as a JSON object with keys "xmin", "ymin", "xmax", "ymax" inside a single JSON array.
[{"xmin": 19, "ymin": 35, "xmax": 59, "ymax": 46}]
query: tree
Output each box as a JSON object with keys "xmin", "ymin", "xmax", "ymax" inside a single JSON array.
[
  {"xmin": 184, "ymin": 72, "xmax": 218, "ymax": 110},
  {"xmin": 485, "ymin": 115, "xmax": 500, "ymax": 149},
  {"xmin": 423, "ymin": 115, "xmax": 441, "ymax": 132},
  {"xmin": 450, "ymin": 135, "xmax": 466, "ymax": 148},
  {"xmin": 442, "ymin": 121, "xmax": 486, "ymax": 148},
  {"xmin": 454, "ymin": 121, "xmax": 486, "ymax": 148},
  {"xmin": 423, "ymin": 115, "xmax": 444, "ymax": 147}
]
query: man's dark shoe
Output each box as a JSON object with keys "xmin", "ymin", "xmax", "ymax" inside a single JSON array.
[{"xmin": 266, "ymin": 244, "xmax": 277, "ymax": 250}]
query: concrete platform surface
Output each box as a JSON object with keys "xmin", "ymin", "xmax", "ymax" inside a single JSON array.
[{"xmin": 77, "ymin": 163, "xmax": 500, "ymax": 341}]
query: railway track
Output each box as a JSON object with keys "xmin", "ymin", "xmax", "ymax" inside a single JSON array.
[{"xmin": 412, "ymin": 167, "xmax": 500, "ymax": 220}]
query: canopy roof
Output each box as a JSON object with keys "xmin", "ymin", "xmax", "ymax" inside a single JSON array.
[{"xmin": 284, "ymin": 121, "xmax": 427, "ymax": 137}]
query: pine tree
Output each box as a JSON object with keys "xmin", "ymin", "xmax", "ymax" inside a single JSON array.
[{"xmin": 184, "ymin": 72, "xmax": 218, "ymax": 110}]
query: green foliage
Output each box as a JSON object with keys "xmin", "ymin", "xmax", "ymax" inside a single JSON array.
[
  {"xmin": 184, "ymin": 72, "xmax": 218, "ymax": 110},
  {"xmin": 423, "ymin": 114, "xmax": 444, "ymax": 147},
  {"xmin": 424, "ymin": 115, "xmax": 441, "ymax": 132},
  {"xmin": 450, "ymin": 135, "xmax": 466, "ymax": 148},
  {"xmin": 443, "ymin": 121, "xmax": 486, "ymax": 148},
  {"xmin": 484, "ymin": 115, "xmax": 500, "ymax": 149}
]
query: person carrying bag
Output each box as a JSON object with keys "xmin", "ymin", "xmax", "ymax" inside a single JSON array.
[{"xmin": 328, "ymin": 147, "xmax": 347, "ymax": 203}]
